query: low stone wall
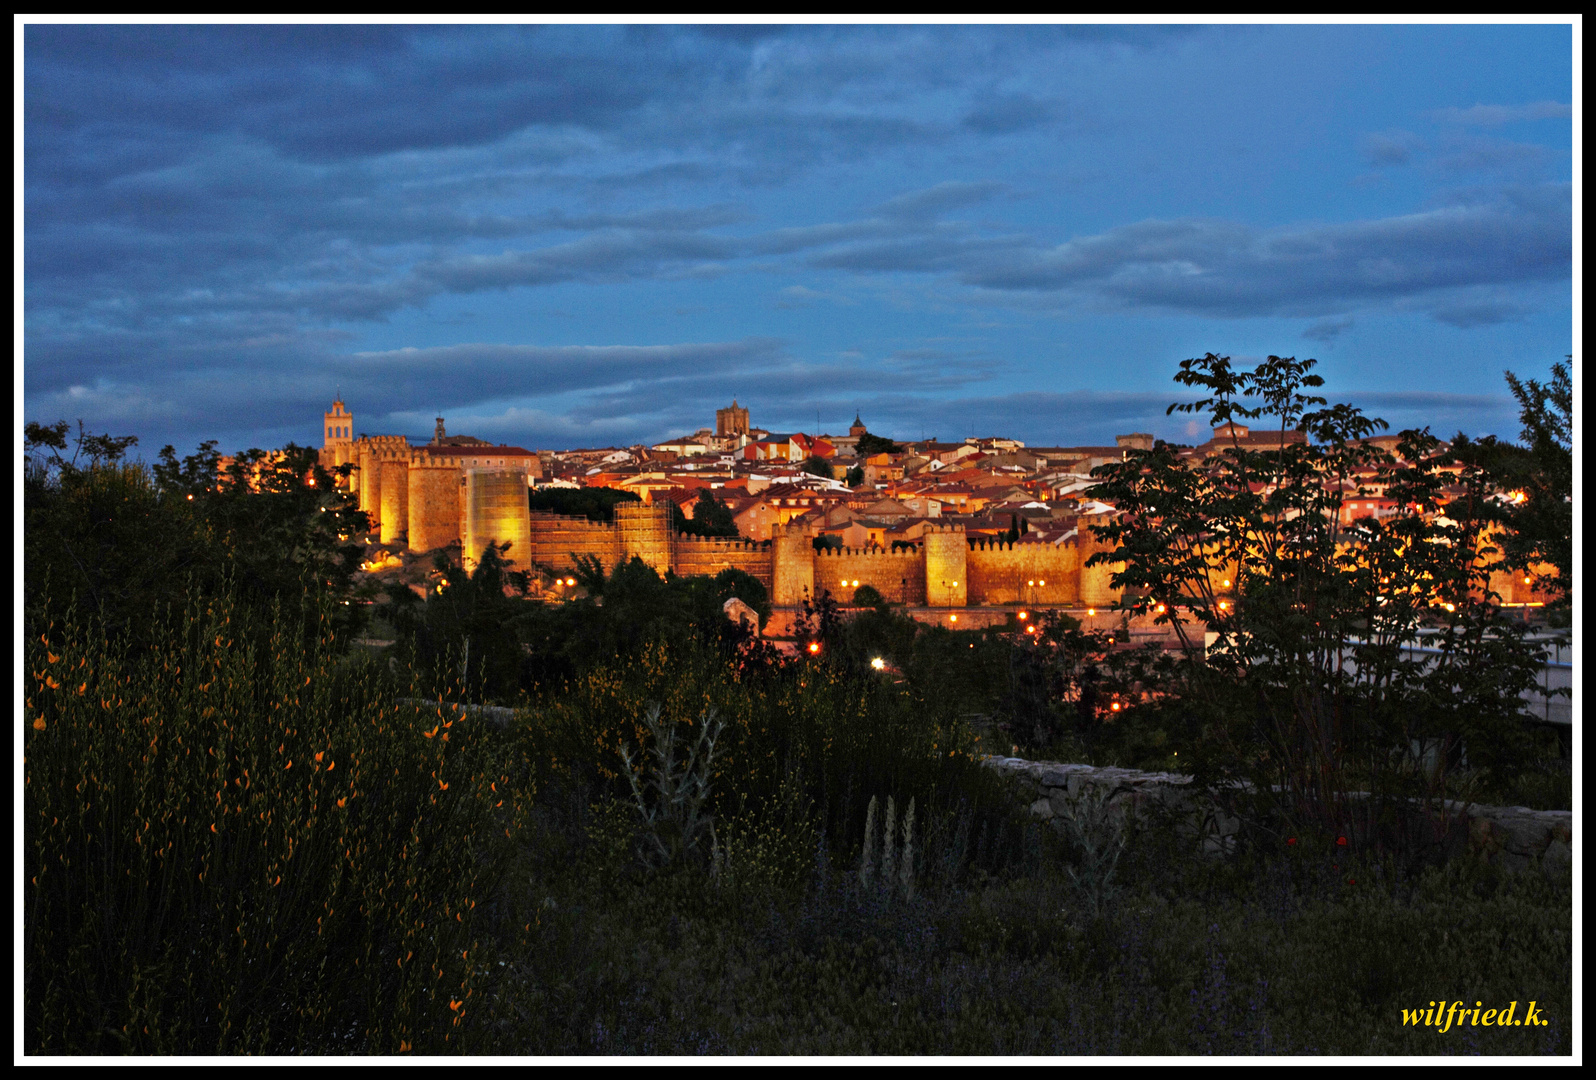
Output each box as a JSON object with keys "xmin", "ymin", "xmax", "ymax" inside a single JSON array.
[
  {"xmin": 982, "ymin": 755, "xmax": 1572, "ymax": 876},
  {"xmin": 398, "ymin": 698, "xmax": 517, "ymax": 729}
]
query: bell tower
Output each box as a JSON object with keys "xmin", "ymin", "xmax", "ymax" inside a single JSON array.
[{"xmin": 323, "ymin": 398, "xmax": 354, "ymax": 482}]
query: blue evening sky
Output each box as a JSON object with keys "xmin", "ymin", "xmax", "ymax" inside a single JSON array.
[{"xmin": 21, "ymin": 21, "xmax": 1574, "ymax": 456}]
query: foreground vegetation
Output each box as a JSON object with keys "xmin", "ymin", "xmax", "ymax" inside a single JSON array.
[
  {"xmin": 25, "ymin": 587, "xmax": 1571, "ymax": 1055},
  {"xmin": 24, "ymin": 356, "xmax": 1572, "ymax": 1055}
]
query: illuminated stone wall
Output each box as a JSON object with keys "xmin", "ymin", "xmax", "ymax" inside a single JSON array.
[
  {"xmin": 770, "ymin": 522, "xmax": 817, "ymax": 606},
  {"xmin": 812, "ymin": 546, "xmax": 926, "ymax": 605},
  {"xmin": 379, "ymin": 456, "xmax": 410, "ymax": 546},
  {"xmin": 673, "ymin": 536, "xmax": 773, "ymax": 587},
  {"xmin": 407, "ymin": 456, "xmax": 462, "ymax": 554},
  {"xmin": 1077, "ymin": 528, "xmax": 1123, "ymax": 609},
  {"xmin": 964, "ymin": 539, "xmax": 1080, "ymax": 606},
  {"xmin": 464, "ymin": 468, "xmax": 533, "ymax": 575},
  {"xmin": 526, "ymin": 512, "xmax": 624, "ymax": 573},
  {"xmin": 615, "ymin": 502, "xmax": 674, "ymax": 575},
  {"xmin": 923, "ymin": 525, "xmax": 968, "ymax": 607}
]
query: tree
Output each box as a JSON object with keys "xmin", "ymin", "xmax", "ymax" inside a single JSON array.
[
  {"xmin": 855, "ymin": 431, "xmax": 900, "ymax": 457},
  {"xmin": 800, "ymin": 455, "xmax": 834, "ymax": 479},
  {"xmin": 673, "ymin": 489, "xmax": 741, "ymax": 538},
  {"xmin": 845, "ymin": 465, "xmax": 865, "ymax": 487},
  {"xmin": 528, "ymin": 485, "xmax": 641, "ymax": 522},
  {"xmin": 1487, "ymin": 359, "xmax": 1570, "ymax": 603},
  {"xmin": 1085, "ymin": 354, "xmax": 1544, "ymax": 852},
  {"xmin": 24, "ymin": 424, "xmax": 366, "ymax": 647}
]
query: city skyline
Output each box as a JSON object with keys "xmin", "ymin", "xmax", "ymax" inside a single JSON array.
[{"xmin": 22, "ymin": 21, "xmax": 1574, "ymax": 457}]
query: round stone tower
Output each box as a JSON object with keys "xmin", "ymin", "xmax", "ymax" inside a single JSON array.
[
  {"xmin": 923, "ymin": 525, "xmax": 968, "ymax": 607},
  {"xmin": 1077, "ymin": 527, "xmax": 1122, "ymax": 609},
  {"xmin": 770, "ymin": 520, "xmax": 817, "ymax": 606},
  {"xmin": 407, "ymin": 453, "xmax": 462, "ymax": 554},
  {"xmin": 356, "ymin": 441, "xmax": 379, "ymax": 530},
  {"xmin": 615, "ymin": 501, "xmax": 674, "ymax": 575},
  {"xmin": 379, "ymin": 453, "xmax": 410, "ymax": 547},
  {"xmin": 464, "ymin": 467, "xmax": 532, "ymax": 575}
]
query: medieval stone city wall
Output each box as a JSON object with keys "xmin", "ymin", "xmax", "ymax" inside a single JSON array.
[
  {"xmin": 614, "ymin": 503, "xmax": 674, "ymax": 575},
  {"xmin": 464, "ymin": 468, "xmax": 533, "ymax": 574},
  {"xmin": 379, "ymin": 456, "xmax": 411, "ymax": 546},
  {"xmin": 923, "ymin": 525, "xmax": 969, "ymax": 608},
  {"xmin": 814, "ymin": 546, "xmax": 928, "ymax": 606},
  {"xmin": 407, "ymin": 456, "xmax": 462, "ymax": 555},
  {"xmin": 770, "ymin": 522, "xmax": 818, "ymax": 606},
  {"xmin": 673, "ymin": 536, "xmax": 774, "ymax": 587},
  {"xmin": 526, "ymin": 512, "xmax": 625, "ymax": 573},
  {"xmin": 964, "ymin": 539, "xmax": 1081, "ymax": 606}
]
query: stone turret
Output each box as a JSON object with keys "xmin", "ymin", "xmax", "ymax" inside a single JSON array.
[
  {"xmin": 379, "ymin": 452, "xmax": 410, "ymax": 546},
  {"xmin": 923, "ymin": 524, "xmax": 968, "ymax": 607},
  {"xmin": 770, "ymin": 520, "xmax": 816, "ymax": 606},
  {"xmin": 465, "ymin": 467, "xmax": 533, "ymax": 575},
  {"xmin": 408, "ymin": 453, "xmax": 462, "ymax": 554},
  {"xmin": 615, "ymin": 502, "xmax": 675, "ymax": 574}
]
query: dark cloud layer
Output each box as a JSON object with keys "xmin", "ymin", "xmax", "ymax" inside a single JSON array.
[{"xmin": 22, "ymin": 25, "xmax": 1571, "ymax": 455}]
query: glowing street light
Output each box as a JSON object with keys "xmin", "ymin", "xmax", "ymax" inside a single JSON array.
[
  {"xmin": 871, "ymin": 657, "xmax": 886, "ymax": 670},
  {"xmin": 807, "ymin": 642, "xmax": 821, "ymax": 654}
]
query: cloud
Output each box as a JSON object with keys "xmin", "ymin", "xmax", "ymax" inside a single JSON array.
[
  {"xmin": 1337, "ymin": 390, "xmax": 1519, "ymax": 440},
  {"xmin": 339, "ymin": 338, "xmax": 789, "ymax": 408},
  {"xmin": 1434, "ymin": 138, "xmax": 1553, "ymax": 175},
  {"xmin": 1302, "ymin": 317, "xmax": 1354, "ymax": 343},
  {"xmin": 1427, "ymin": 101, "xmax": 1572, "ymax": 127},
  {"xmin": 874, "ymin": 181, "xmax": 1008, "ymax": 220},
  {"xmin": 962, "ymin": 93, "xmax": 1062, "ymax": 134},
  {"xmin": 774, "ymin": 285, "xmax": 857, "ymax": 308},
  {"xmin": 853, "ymin": 389, "xmax": 1186, "ymax": 447},
  {"xmin": 965, "ymin": 185, "xmax": 1571, "ymax": 322},
  {"xmin": 1425, "ymin": 296, "xmax": 1530, "ymax": 328},
  {"xmin": 1360, "ymin": 130, "xmax": 1423, "ymax": 167},
  {"xmin": 415, "ymin": 231, "xmax": 738, "ymax": 293}
]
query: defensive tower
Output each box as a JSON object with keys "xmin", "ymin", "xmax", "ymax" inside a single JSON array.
[{"xmin": 464, "ymin": 467, "xmax": 533, "ymax": 576}]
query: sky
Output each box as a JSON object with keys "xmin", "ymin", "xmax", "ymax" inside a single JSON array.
[{"xmin": 20, "ymin": 21, "xmax": 1575, "ymax": 457}]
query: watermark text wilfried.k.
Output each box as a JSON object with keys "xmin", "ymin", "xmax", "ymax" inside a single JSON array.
[{"xmin": 1402, "ymin": 1000, "xmax": 1548, "ymax": 1033}]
